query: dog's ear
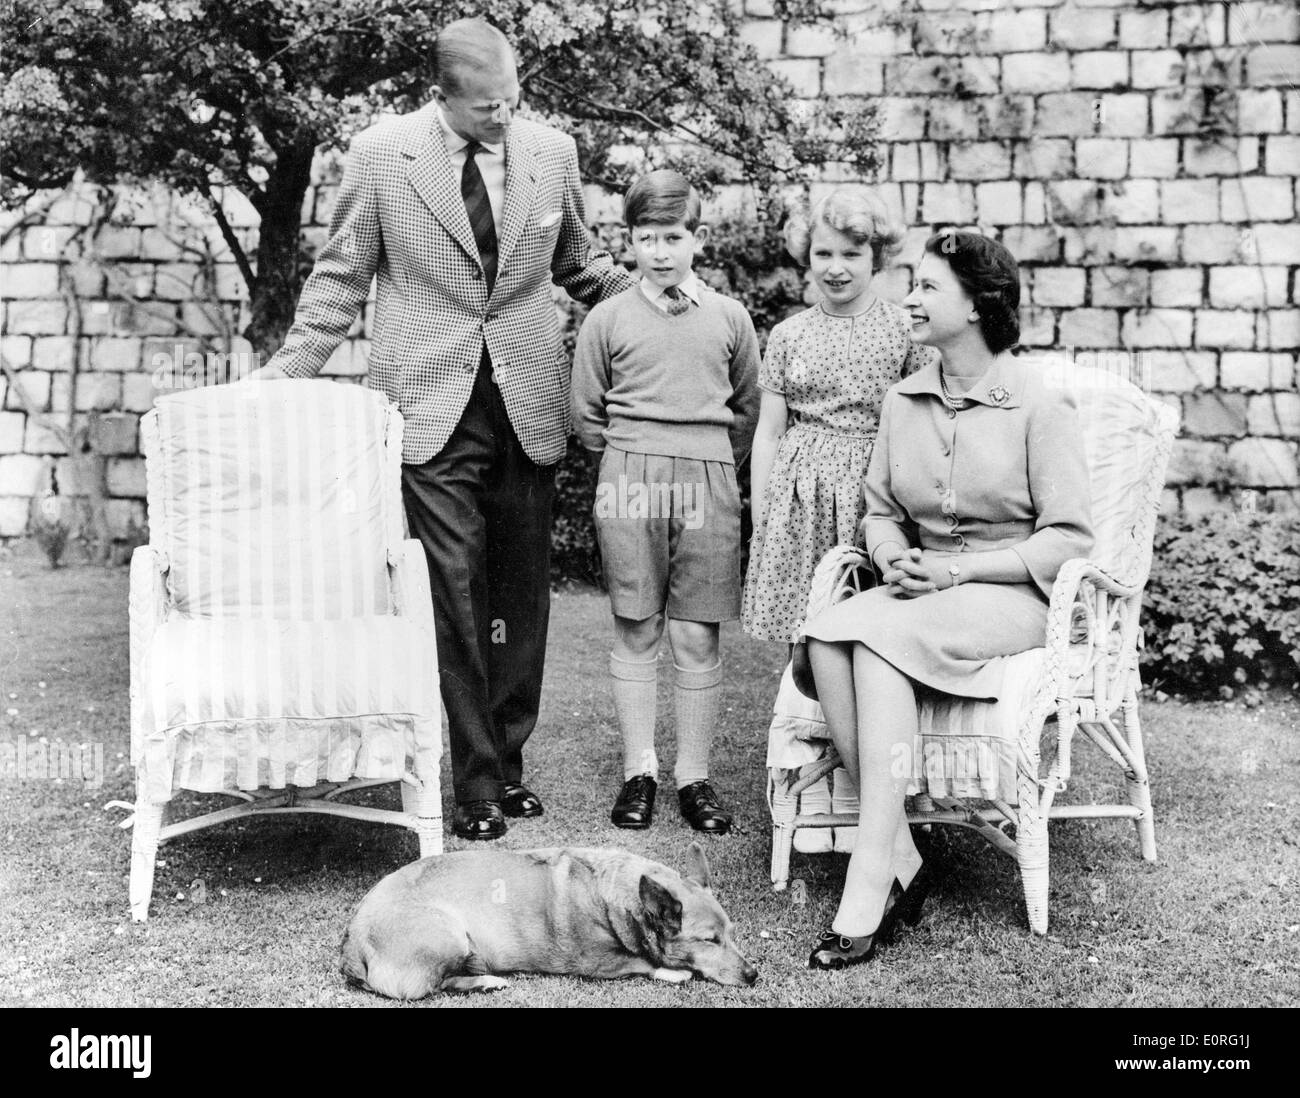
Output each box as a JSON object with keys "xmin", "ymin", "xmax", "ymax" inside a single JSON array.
[
  {"xmin": 639, "ymin": 875, "xmax": 683, "ymax": 937},
  {"xmin": 683, "ymin": 841, "xmax": 712, "ymax": 890}
]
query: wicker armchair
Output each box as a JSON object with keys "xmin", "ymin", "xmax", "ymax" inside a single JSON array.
[
  {"xmin": 125, "ymin": 380, "xmax": 443, "ymax": 921},
  {"xmin": 767, "ymin": 362, "xmax": 1179, "ymax": 934}
]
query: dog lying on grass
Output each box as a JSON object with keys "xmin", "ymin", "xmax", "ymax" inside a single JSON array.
[{"xmin": 340, "ymin": 843, "xmax": 757, "ymax": 998}]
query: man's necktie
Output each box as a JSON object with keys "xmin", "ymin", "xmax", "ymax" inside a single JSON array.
[
  {"xmin": 663, "ymin": 284, "xmax": 691, "ymax": 316},
  {"xmin": 462, "ymin": 142, "xmax": 498, "ymax": 292}
]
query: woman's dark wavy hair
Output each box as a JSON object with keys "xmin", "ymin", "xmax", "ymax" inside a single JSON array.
[{"xmin": 923, "ymin": 231, "xmax": 1020, "ymax": 353}]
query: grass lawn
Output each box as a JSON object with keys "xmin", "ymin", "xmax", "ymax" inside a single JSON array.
[{"xmin": 1, "ymin": 546, "xmax": 1297, "ymax": 1009}]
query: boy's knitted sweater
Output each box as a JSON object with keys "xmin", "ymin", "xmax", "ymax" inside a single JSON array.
[{"xmin": 571, "ymin": 283, "xmax": 760, "ymax": 464}]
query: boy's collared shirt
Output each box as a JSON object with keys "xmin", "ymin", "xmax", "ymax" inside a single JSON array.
[
  {"xmin": 436, "ymin": 106, "xmax": 506, "ymax": 230},
  {"xmin": 639, "ymin": 272, "xmax": 703, "ymax": 312}
]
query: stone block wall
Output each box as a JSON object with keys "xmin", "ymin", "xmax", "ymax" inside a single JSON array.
[{"xmin": 0, "ymin": 0, "xmax": 1296, "ymax": 543}]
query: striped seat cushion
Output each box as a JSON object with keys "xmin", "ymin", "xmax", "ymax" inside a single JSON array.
[
  {"xmin": 133, "ymin": 616, "xmax": 438, "ymax": 803},
  {"xmin": 150, "ymin": 380, "xmax": 397, "ymax": 620}
]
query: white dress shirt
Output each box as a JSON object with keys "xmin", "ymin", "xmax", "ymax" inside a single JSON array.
[
  {"xmin": 639, "ymin": 271, "xmax": 703, "ymax": 312},
  {"xmin": 437, "ymin": 108, "xmax": 506, "ymax": 231}
]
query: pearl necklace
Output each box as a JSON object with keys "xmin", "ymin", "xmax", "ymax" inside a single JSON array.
[{"xmin": 939, "ymin": 370, "xmax": 969, "ymax": 410}]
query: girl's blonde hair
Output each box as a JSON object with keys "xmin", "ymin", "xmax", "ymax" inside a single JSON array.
[{"xmin": 784, "ymin": 187, "xmax": 903, "ymax": 272}]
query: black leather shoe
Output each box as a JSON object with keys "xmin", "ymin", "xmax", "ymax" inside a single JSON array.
[
  {"xmin": 889, "ymin": 862, "xmax": 934, "ymax": 936},
  {"xmin": 611, "ymin": 775, "xmax": 657, "ymax": 829},
  {"xmin": 452, "ymin": 800, "xmax": 506, "ymax": 840},
  {"xmin": 809, "ymin": 879, "xmax": 905, "ymax": 970},
  {"xmin": 501, "ymin": 783, "xmax": 544, "ymax": 819},
  {"xmin": 677, "ymin": 780, "xmax": 733, "ymax": 834}
]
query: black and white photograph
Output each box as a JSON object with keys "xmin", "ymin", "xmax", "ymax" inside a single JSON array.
[{"xmin": 0, "ymin": 0, "xmax": 1295, "ymax": 1059}]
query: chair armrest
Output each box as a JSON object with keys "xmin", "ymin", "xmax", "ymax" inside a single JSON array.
[{"xmin": 129, "ymin": 546, "xmax": 169, "ymax": 763}]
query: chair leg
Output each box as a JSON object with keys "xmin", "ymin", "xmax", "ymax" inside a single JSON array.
[
  {"xmin": 769, "ymin": 770, "xmax": 796, "ymax": 891},
  {"xmin": 1015, "ymin": 775, "xmax": 1050, "ymax": 935},
  {"xmin": 1121, "ymin": 695, "xmax": 1158, "ymax": 863},
  {"xmin": 401, "ymin": 775, "xmax": 443, "ymax": 859},
  {"xmin": 129, "ymin": 799, "xmax": 166, "ymax": 923}
]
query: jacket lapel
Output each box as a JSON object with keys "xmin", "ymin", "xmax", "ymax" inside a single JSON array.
[
  {"xmin": 401, "ymin": 103, "xmax": 480, "ymax": 268},
  {"xmin": 496, "ymin": 128, "xmax": 538, "ymax": 285}
]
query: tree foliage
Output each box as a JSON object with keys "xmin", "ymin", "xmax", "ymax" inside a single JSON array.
[{"xmin": 2, "ymin": 0, "xmax": 877, "ymax": 351}]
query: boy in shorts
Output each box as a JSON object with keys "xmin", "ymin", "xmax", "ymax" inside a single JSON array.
[{"xmin": 572, "ymin": 169, "xmax": 760, "ymax": 833}]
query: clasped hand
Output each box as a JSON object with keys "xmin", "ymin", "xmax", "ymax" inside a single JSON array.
[{"xmin": 881, "ymin": 547, "xmax": 952, "ymax": 598}]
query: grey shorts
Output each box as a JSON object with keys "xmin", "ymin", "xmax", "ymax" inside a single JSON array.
[{"xmin": 594, "ymin": 447, "xmax": 742, "ymax": 622}]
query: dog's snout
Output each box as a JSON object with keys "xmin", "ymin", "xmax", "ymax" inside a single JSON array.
[{"xmin": 741, "ymin": 960, "xmax": 759, "ymax": 985}]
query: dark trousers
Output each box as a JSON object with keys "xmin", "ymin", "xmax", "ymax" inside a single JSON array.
[{"xmin": 401, "ymin": 357, "xmax": 556, "ymax": 804}]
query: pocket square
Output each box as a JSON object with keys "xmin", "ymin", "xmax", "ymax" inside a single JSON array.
[{"xmin": 538, "ymin": 210, "xmax": 562, "ymax": 228}]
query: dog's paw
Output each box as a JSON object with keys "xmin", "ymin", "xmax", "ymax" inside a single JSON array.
[
  {"xmin": 650, "ymin": 968, "xmax": 693, "ymax": 984},
  {"xmin": 443, "ymin": 974, "xmax": 510, "ymax": 993}
]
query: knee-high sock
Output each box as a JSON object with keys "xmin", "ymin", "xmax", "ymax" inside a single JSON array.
[
  {"xmin": 673, "ymin": 661, "xmax": 722, "ymax": 788},
  {"xmin": 610, "ymin": 653, "xmax": 658, "ymax": 780},
  {"xmin": 831, "ymin": 765, "xmax": 860, "ymax": 853}
]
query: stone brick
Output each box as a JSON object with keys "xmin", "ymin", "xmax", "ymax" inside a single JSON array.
[
  {"xmin": 1060, "ymin": 308, "xmax": 1119, "ymax": 346},
  {"xmin": 948, "ymin": 141, "xmax": 1010, "ymax": 179},
  {"xmin": 1236, "ymin": 89, "xmax": 1285, "ymax": 133},
  {"xmin": 1002, "ymin": 52, "xmax": 1070, "ymax": 93},
  {"xmin": 138, "ymin": 228, "xmax": 182, "ymax": 261},
  {"xmin": 1119, "ymin": 8, "xmax": 1168, "ymax": 48},
  {"xmin": 787, "ymin": 23, "xmax": 838, "ymax": 57},
  {"xmin": 22, "ymin": 416, "xmax": 67, "ymax": 455},
  {"xmin": 1184, "ymin": 137, "xmax": 1259, "ymax": 175},
  {"xmin": 1037, "ymin": 93, "xmax": 1100, "ymax": 137},
  {"xmin": 1033, "ymin": 267, "xmax": 1086, "ymax": 307},
  {"xmin": 739, "ymin": 20, "xmax": 782, "ymax": 59},
  {"xmin": 0, "ymin": 454, "xmax": 46, "ymax": 496},
  {"xmin": 1248, "ymin": 393, "xmax": 1300, "ymax": 436},
  {"xmin": 1227, "ymin": 438, "xmax": 1299, "ymax": 486},
  {"xmin": 0, "ymin": 411, "xmax": 28, "ymax": 453},
  {"xmin": 95, "ymin": 226, "xmax": 141, "ymax": 260},
  {"xmin": 1092, "ymin": 267, "xmax": 1150, "ymax": 307},
  {"xmin": 1226, "ymin": 1, "xmax": 1300, "ymax": 45},
  {"xmin": 0, "ymin": 263, "xmax": 60, "ymax": 298},
  {"xmin": 1050, "ymin": 6, "xmax": 1117, "ymax": 49},
  {"xmin": 1220, "ymin": 176, "xmax": 1296, "ymax": 222},
  {"xmin": 48, "ymin": 374, "xmax": 70, "ymax": 414},
  {"xmin": 0, "ymin": 498, "xmax": 29, "ymax": 537},
  {"xmin": 121, "ymin": 373, "xmax": 159, "ymax": 414},
  {"xmin": 214, "ymin": 265, "xmax": 249, "ymax": 301},
  {"xmin": 30, "ymin": 337, "xmax": 76, "ymax": 373},
  {"xmin": 1147, "ymin": 350, "xmax": 1217, "ymax": 392},
  {"xmin": 4, "ymin": 300, "xmax": 67, "ymax": 335},
  {"xmin": 88, "ymin": 338, "xmax": 143, "ymax": 372},
  {"xmin": 919, "ymin": 183, "xmax": 973, "ymax": 225},
  {"xmin": 1182, "ymin": 392, "xmax": 1248, "ymax": 436},
  {"xmin": 1220, "ymin": 352, "xmax": 1295, "ymax": 390},
  {"xmin": 89, "ymin": 413, "xmax": 140, "ymax": 456},
  {"xmin": 928, "ymin": 101, "xmax": 982, "ymax": 142},
  {"xmin": 823, "ymin": 47, "xmax": 884, "ymax": 96},
  {"xmin": 954, "ymin": 57, "xmax": 1000, "ymax": 96},
  {"xmin": 1209, "ymin": 266, "xmax": 1289, "ymax": 309},
  {"xmin": 1019, "ymin": 306, "xmax": 1056, "ymax": 347},
  {"xmin": 1123, "ymin": 308, "xmax": 1194, "ymax": 348},
  {"xmin": 1130, "ymin": 49, "xmax": 1182, "ymax": 89},
  {"xmin": 1168, "ymin": 3, "xmax": 1226, "ymax": 47},
  {"xmin": 891, "ymin": 143, "xmax": 920, "ymax": 182},
  {"xmin": 982, "ymin": 8, "xmax": 1047, "ymax": 52},
  {"xmin": 1001, "ymin": 226, "xmax": 1061, "ymax": 263},
  {"xmin": 1105, "ymin": 178, "xmax": 1160, "ymax": 223},
  {"xmin": 1252, "ymin": 224, "xmax": 1300, "ymax": 264},
  {"xmin": 1181, "ymin": 487, "xmax": 1234, "ymax": 515},
  {"xmin": 1161, "ymin": 180, "xmax": 1220, "ymax": 223},
  {"xmin": 1151, "ymin": 268, "xmax": 1204, "ymax": 307},
  {"xmin": 1151, "ymin": 88, "xmax": 1207, "ymax": 135},
  {"xmin": 915, "ymin": 10, "xmax": 978, "ymax": 54},
  {"xmin": 100, "ymin": 300, "xmax": 179, "ymax": 337},
  {"xmin": 1247, "ymin": 44, "xmax": 1300, "ymax": 86},
  {"xmin": 21, "ymin": 226, "xmax": 75, "ymax": 260},
  {"xmin": 1, "ymin": 335, "xmax": 32, "ymax": 368},
  {"xmin": 1045, "ymin": 180, "xmax": 1102, "ymax": 225},
  {"xmin": 74, "ymin": 374, "xmax": 122, "ymax": 413},
  {"xmin": 1071, "ymin": 51, "xmax": 1129, "ymax": 90},
  {"xmin": 1013, "ymin": 140, "xmax": 1073, "ymax": 178},
  {"xmin": 1182, "ymin": 224, "xmax": 1251, "ymax": 264},
  {"xmin": 105, "ymin": 498, "xmax": 148, "ymax": 539},
  {"xmin": 67, "ymin": 262, "xmax": 105, "ymax": 298},
  {"xmin": 1261, "ymin": 309, "xmax": 1300, "ymax": 350},
  {"xmin": 982, "ymin": 95, "xmax": 1036, "ymax": 138},
  {"xmin": 1074, "ymin": 137, "xmax": 1128, "ymax": 178},
  {"xmin": 1097, "ymin": 94, "xmax": 1149, "ymax": 137},
  {"xmin": 877, "ymin": 98, "xmax": 927, "ymax": 142},
  {"xmin": 153, "ymin": 263, "xmax": 202, "ymax": 302},
  {"xmin": 1166, "ymin": 439, "xmax": 1222, "ymax": 485},
  {"xmin": 44, "ymin": 190, "xmax": 97, "ymax": 227},
  {"xmin": 1129, "ymin": 138, "xmax": 1180, "ymax": 177},
  {"xmin": 1264, "ymin": 135, "xmax": 1300, "ymax": 174},
  {"xmin": 975, "ymin": 181, "xmax": 1022, "ymax": 225},
  {"xmin": 106, "ymin": 456, "xmax": 147, "ymax": 497},
  {"xmin": 4, "ymin": 370, "xmax": 49, "ymax": 412},
  {"xmin": 917, "ymin": 143, "xmax": 945, "ymax": 181},
  {"xmin": 1060, "ymin": 226, "xmax": 1113, "ymax": 264},
  {"xmin": 1022, "ymin": 182, "xmax": 1048, "ymax": 223},
  {"xmin": 1194, "ymin": 310, "xmax": 1258, "ymax": 349}
]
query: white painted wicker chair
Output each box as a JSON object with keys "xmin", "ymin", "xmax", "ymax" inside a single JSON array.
[
  {"xmin": 125, "ymin": 379, "xmax": 443, "ymax": 921},
  {"xmin": 768, "ymin": 362, "xmax": 1179, "ymax": 934}
]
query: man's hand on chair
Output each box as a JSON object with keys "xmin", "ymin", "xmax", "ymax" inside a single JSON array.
[{"xmin": 245, "ymin": 364, "xmax": 289, "ymax": 380}]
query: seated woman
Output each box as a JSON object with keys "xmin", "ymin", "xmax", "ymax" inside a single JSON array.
[{"xmin": 799, "ymin": 232, "xmax": 1094, "ymax": 970}]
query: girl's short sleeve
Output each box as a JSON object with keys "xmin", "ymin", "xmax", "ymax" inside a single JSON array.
[{"xmin": 758, "ymin": 321, "xmax": 789, "ymax": 395}]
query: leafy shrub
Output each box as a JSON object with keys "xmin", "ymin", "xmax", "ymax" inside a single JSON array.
[{"xmin": 1142, "ymin": 512, "xmax": 1300, "ymax": 696}]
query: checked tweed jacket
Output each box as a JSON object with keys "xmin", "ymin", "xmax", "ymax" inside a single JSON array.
[{"xmin": 268, "ymin": 103, "xmax": 632, "ymax": 465}]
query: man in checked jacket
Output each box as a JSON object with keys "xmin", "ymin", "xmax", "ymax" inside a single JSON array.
[{"xmin": 257, "ymin": 19, "xmax": 633, "ymax": 839}]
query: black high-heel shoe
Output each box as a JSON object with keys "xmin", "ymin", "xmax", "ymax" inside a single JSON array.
[
  {"xmin": 808, "ymin": 880, "xmax": 904, "ymax": 971},
  {"xmin": 886, "ymin": 861, "xmax": 935, "ymax": 939}
]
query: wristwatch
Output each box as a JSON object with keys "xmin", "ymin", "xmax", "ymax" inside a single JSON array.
[{"xmin": 948, "ymin": 562, "xmax": 962, "ymax": 588}]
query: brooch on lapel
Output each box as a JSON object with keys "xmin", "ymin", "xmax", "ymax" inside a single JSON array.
[{"xmin": 988, "ymin": 385, "xmax": 1010, "ymax": 406}]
